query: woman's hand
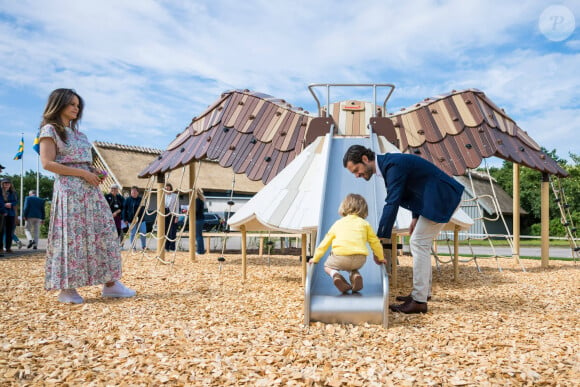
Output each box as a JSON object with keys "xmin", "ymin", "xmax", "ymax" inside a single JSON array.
[{"xmin": 83, "ymin": 170, "xmax": 102, "ymax": 186}]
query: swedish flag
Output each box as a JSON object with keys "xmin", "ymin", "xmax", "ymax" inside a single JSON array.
[
  {"xmin": 32, "ymin": 132, "xmax": 40, "ymax": 154},
  {"xmin": 13, "ymin": 137, "xmax": 24, "ymax": 160}
]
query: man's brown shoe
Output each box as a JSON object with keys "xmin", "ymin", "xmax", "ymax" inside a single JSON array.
[
  {"xmin": 350, "ymin": 271, "xmax": 363, "ymax": 292},
  {"xmin": 390, "ymin": 300, "xmax": 427, "ymax": 314},
  {"xmin": 395, "ymin": 294, "xmax": 431, "ymax": 303},
  {"xmin": 332, "ymin": 273, "xmax": 352, "ymax": 293}
]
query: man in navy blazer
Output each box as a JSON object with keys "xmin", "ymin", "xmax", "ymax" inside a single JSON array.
[
  {"xmin": 344, "ymin": 145, "xmax": 464, "ymax": 314},
  {"xmin": 23, "ymin": 190, "xmax": 45, "ymax": 249}
]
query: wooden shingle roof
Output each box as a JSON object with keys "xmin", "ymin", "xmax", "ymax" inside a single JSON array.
[
  {"xmin": 139, "ymin": 90, "xmax": 314, "ymax": 184},
  {"xmin": 93, "ymin": 141, "xmax": 264, "ymax": 194},
  {"xmin": 388, "ymin": 89, "xmax": 568, "ymax": 177},
  {"xmin": 139, "ymin": 88, "xmax": 568, "ymax": 183}
]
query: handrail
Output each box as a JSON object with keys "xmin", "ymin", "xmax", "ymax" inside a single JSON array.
[{"xmin": 308, "ymin": 83, "xmax": 396, "ymax": 118}]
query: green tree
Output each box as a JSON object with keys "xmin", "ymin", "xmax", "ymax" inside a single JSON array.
[
  {"xmin": 487, "ymin": 150, "xmax": 579, "ymax": 236},
  {"xmin": 1, "ymin": 170, "xmax": 54, "ymax": 201}
]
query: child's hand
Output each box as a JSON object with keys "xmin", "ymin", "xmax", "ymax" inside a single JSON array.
[{"xmin": 373, "ymin": 254, "xmax": 385, "ymax": 265}]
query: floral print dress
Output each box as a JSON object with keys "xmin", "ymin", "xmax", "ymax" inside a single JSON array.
[{"xmin": 40, "ymin": 124, "xmax": 121, "ymax": 290}]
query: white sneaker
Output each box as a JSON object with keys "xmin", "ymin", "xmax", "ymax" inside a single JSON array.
[
  {"xmin": 102, "ymin": 281, "xmax": 136, "ymax": 298},
  {"xmin": 58, "ymin": 289, "xmax": 84, "ymax": 304}
]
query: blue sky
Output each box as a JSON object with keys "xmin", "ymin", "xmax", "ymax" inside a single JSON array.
[{"xmin": 0, "ymin": 0, "xmax": 579, "ymax": 176}]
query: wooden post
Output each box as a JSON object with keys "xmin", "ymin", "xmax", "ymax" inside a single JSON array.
[
  {"xmin": 259, "ymin": 237, "xmax": 264, "ymax": 257},
  {"xmin": 241, "ymin": 225, "xmax": 247, "ymax": 280},
  {"xmin": 156, "ymin": 174, "xmax": 166, "ymax": 261},
  {"xmin": 391, "ymin": 234, "xmax": 398, "ymax": 288},
  {"xmin": 301, "ymin": 233, "xmax": 307, "ymax": 286},
  {"xmin": 453, "ymin": 225, "xmax": 459, "ymax": 281},
  {"xmin": 280, "ymin": 237, "xmax": 286, "ymax": 254},
  {"xmin": 189, "ymin": 163, "xmax": 196, "ymax": 261},
  {"xmin": 541, "ymin": 173, "xmax": 550, "ymax": 267},
  {"xmin": 513, "ymin": 163, "xmax": 521, "ymax": 261}
]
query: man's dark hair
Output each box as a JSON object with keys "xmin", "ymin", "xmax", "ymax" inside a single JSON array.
[
  {"xmin": 131, "ymin": 186, "xmax": 139, "ymax": 190},
  {"xmin": 343, "ymin": 145, "xmax": 375, "ymax": 167}
]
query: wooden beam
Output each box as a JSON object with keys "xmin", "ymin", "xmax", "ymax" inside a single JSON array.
[
  {"xmin": 541, "ymin": 173, "xmax": 550, "ymax": 267},
  {"xmin": 513, "ymin": 164, "xmax": 520, "ymax": 260},
  {"xmin": 156, "ymin": 174, "xmax": 166, "ymax": 261},
  {"xmin": 241, "ymin": 225, "xmax": 247, "ymax": 280},
  {"xmin": 453, "ymin": 225, "xmax": 459, "ymax": 281},
  {"xmin": 391, "ymin": 234, "xmax": 398, "ymax": 288},
  {"xmin": 189, "ymin": 163, "xmax": 196, "ymax": 261},
  {"xmin": 301, "ymin": 233, "xmax": 307, "ymax": 286}
]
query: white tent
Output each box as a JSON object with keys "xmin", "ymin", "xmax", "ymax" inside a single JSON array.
[{"xmin": 228, "ymin": 135, "xmax": 473, "ymax": 233}]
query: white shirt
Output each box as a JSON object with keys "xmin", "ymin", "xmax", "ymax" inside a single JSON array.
[{"xmin": 165, "ymin": 192, "xmax": 178, "ymax": 214}]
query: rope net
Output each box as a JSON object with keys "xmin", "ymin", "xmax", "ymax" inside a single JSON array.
[{"xmin": 432, "ymin": 160, "xmax": 525, "ymax": 272}]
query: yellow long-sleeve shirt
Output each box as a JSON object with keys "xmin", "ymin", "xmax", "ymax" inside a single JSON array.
[{"xmin": 312, "ymin": 214, "xmax": 385, "ymax": 263}]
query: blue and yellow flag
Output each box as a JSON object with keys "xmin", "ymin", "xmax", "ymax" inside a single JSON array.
[
  {"xmin": 13, "ymin": 137, "xmax": 24, "ymax": 160},
  {"xmin": 32, "ymin": 132, "xmax": 40, "ymax": 154}
]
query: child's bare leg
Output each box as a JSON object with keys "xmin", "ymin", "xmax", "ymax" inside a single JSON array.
[{"xmin": 324, "ymin": 266, "xmax": 336, "ymax": 277}]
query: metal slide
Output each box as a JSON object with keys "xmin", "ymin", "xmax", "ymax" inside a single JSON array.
[{"xmin": 305, "ymin": 135, "xmax": 389, "ymax": 327}]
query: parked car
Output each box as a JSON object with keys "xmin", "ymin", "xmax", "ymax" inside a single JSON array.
[{"xmin": 176, "ymin": 212, "xmax": 226, "ymax": 232}]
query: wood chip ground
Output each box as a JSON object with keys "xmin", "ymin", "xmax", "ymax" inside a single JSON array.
[{"xmin": 1, "ymin": 251, "xmax": 578, "ymax": 386}]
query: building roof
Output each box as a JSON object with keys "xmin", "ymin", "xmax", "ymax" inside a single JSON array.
[
  {"xmin": 139, "ymin": 88, "xmax": 568, "ymax": 184},
  {"xmin": 92, "ymin": 141, "xmax": 264, "ymax": 194}
]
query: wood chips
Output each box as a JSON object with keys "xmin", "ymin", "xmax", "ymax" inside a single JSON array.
[{"xmin": 1, "ymin": 251, "xmax": 578, "ymax": 386}]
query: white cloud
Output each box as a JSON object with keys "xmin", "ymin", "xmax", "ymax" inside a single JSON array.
[{"xmin": 0, "ymin": 0, "xmax": 578, "ymax": 177}]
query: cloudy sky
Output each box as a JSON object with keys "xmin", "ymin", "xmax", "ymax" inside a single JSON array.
[{"xmin": 0, "ymin": 0, "xmax": 578, "ymax": 176}]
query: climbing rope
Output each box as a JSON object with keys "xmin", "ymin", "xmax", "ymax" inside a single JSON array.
[
  {"xmin": 550, "ymin": 176, "xmax": 579, "ymax": 262},
  {"xmin": 432, "ymin": 160, "xmax": 525, "ymax": 272}
]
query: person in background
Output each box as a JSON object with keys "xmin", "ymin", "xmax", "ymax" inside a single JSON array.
[
  {"xmin": 105, "ymin": 184, "xmax": 124, "ymax": 241},
  {"xmin": 39, "ymin": 88, "xmax": 135, "ymax": 304},
  {"xmin": 11, "ymin": 215, "xmax": 24, "ymax": 249},
  {"xmin": 195, "ymin": 188, "xmax": 206, "ymax": 255},
  {"xmin": 164, "ymin": 183, "xmax": 179, "ymax": 251},
  {"xmin": 24, "ymin": 190, "xmax": 46, "ymax": 249},
  {"xmin": 122, "ymin": 186, "xmax": 147, "ymax": 251},
  {"xmin": 0, "ymin": 190, "xmax": 5, "ymax": 257},
  {"xmin": 0, "ymin": 178, "xmax": 18, "ymax": 253}
]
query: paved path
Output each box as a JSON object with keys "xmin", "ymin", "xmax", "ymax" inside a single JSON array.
[
  {"xmin": 3, "ymin": 238, "xmax": 576, "ymax": 260},
  {"xmin": 447, "ymin": 245, "xmax": 575, "ymax": 259}
]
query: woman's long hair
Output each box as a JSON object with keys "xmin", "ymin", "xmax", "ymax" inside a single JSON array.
[{"xmin": 40, "ymin": 88, "xmax": 84, "ymax": 143}]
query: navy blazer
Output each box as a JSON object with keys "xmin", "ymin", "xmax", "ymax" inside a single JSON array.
[
  {"xmin": 376, "ymin": 153, "xmax": 464, "ymax": 239},
  {"xmin": 23, "ymin": 195, "xmax": 46, "ymax": 220}
]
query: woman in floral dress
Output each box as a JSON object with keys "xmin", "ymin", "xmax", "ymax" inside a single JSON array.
[{"xmin": 39, "ymin": 88, "xmax": 136, "ymax": 304}]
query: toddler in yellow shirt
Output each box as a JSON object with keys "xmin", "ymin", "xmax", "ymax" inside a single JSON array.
[{"xmin": 310, "ymin": 193, "xmax": 385, "ymax": 293}]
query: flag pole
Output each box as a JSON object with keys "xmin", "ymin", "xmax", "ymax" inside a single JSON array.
[
  {"xmin": 34, "ymin": 129, "xmax": 40, "ymax": 195},
  {"xmin": 36, "ymin": 153, "xmax": 40, "ymax": 197}
]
